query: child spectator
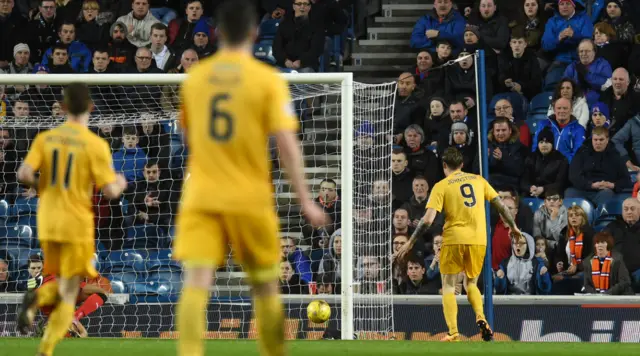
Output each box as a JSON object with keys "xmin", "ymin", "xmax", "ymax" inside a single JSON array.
[
  {"xmin": 495, "ymin": 232, "xmax": 552, "ymax": 295},
  {"xmin": 112, "ymin": 126, "xmax": 147, "ymax": 183}
]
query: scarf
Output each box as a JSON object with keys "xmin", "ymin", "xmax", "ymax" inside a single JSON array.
[
  {"xmin": 568, "ymin": 227, "xmax": 584, "ymax": 265},
  {"xmin": 525, "ymin": 18, "xmax": 539, "ymax": 31},
  {"xmin": 591, "ymin": 252, "xmax": 612, "ymax": 293}
]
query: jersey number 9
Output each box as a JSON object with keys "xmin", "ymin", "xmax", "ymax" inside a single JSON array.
[
  {"xmin": 460, "ymin": 183, "xmax": 476, "ymax": 207},
  {"xmin": 210, "ymin": 94, "xmax": 233, "ymax": 141},
  {"xmin": 51, "ymin": 149, "xmax": 74, "ymax": 189}
]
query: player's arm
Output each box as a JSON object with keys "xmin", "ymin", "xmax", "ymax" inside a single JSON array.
[
  {"xmin": 407, "ymin": 208, "xmax": 438, "ymax": 249},
  {"xmin": 92, "ymin": 140, "xmax": 127, "ymax": 200},
  {"xmin": 17, "ymin": 163, "xmax": 38, "ymax": 189},
  {"xmin": 490, "ymin": 196, "xmax": 518, "ymax": 232}
]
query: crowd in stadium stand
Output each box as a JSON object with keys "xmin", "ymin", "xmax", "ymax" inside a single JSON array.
[{"xmin": 2, "ymin": 0, "xmax": 640, "ymax": 299}]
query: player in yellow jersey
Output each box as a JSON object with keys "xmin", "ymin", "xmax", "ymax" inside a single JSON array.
[
  {"xmin": 15, "ymin": 82, "xmax": 127, "ymax": 356},
  {"xmin": 172, "ymin": 0, "xmax": 328, "ymax": 355},
  {"xmin": 395, "ymin": 147, "xmax": 522, "ymax": 342}
]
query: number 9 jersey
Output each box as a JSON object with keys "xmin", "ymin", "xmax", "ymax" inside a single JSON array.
[{"xmin": 426, "ymin": 170, "xmax": 499, "ymax": 246}]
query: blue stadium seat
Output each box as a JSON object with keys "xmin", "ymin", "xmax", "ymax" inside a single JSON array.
[
  {"xmin": 525, "ymin": 117, "xmax": 540, "ymax": 132},
  {"xmin": 129, "ymin": 278, "xmax": 172, "ymax": 296},
  {"xmin": 529, "ymin": 92, "xmax": 553, "ymax": 115},
  {"xmin": 146, "ymin": 249, "xmax": 181, "ymax": 272},
  {"xmin": 258, "ymin": 19, "xmax": 280, "ymax": 42},
  {"xmin": 0, "ymin": 199, "xmax": 8, "ymax": 220},
  {"xmin": 544, "ymin": 66, "xmax": 566, "ymax": 91},
  {"xmin": 254, "ymin": 44, "xmax": 276, "ymax": 65},
  {"xmin": 110, "ymin": 279, "xmax": 126, "ymax": 294},
  {"xmin": 103, "ymin": 250, "xmax": 145, "ymax": 273},
  {"xmin": 123, "ymin": 224, "xmax": 169, "ymax": 250},
  {"xmin": 522, "ymin": 198, "xmax": 544, "ymax": 213},
  {"xmin": 596, "ymin": 199, "xmax": 624, "ymax": 223},
  {"xmin": 563, "ymin": 198, "xmax": 596, "ymax": 224},
  {"xmin": 148, "ymin": 271, "xmax": 182, "ymax": 295},
  {"xmin": 95, "ymin": 241, "xmax": 109, "ymax": 261},
  {"xmin": 0, "ymin": 224, "xmax": 33, "ymax": 249},
  {"xmin": 107, "ymin": 271, "xmax": 140, "ymax": 292}
]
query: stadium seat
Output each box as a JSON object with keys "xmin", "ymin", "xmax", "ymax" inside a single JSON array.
[
  {"xmin": 0, "ymin": 199, "xmax": 8, "ymax": 220},
  {"xmin": 95, "ymin": 241, "xmax": 109, "ymax": 261},
  {"xmin": 525, "ymin": 117, "xmax": 539, "ymax": 132},
  {"xmin": 110, "ymin": 279, "xmax": 126, "ymax": 294},
  {"xmin": 563, "ymin": 198, "xmax": 595, "ymax": 224},
  {"xmin": 529, "ymin": 92, "xmax": 553, "ymax": 115},
  {"xmin": 148, "ymin": 271, "xmax": 182, "ymax": 295},
  {"xmin": 103, "ymin": 250, "xmax": 146, "ymax": 273},
  {"xmin": 0, "ymin": 224, "xmax": 33, "ymax": 249},
  {"xmin": 595, "ymin": 199, "xmax": 624, "ymax": 225},
  {"xmin": 146, "ymin": 249, "xmax": 181, "ymax": 272},
  {"xmin": 522, "ymin": 198, "xmax": 544, "ymax": 213},
  {"xmin": 129, "ymin": 278, "xmax": 172, "ymax": 296},
  {"xmin": 254, "ymin": 44, "xmax": 276, "ymax": 65},
  {"xmin": 258, "ymin": 19, "xmax": 280, "ymax": 43},
  {"xmin": 544, "ymin": 67, "xmax": 566, "ymax": 91},
  {"xmin": 107, "ymin": 271, "xmax": 140, "ymax": 287}
]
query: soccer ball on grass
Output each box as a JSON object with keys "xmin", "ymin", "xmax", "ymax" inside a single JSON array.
[{"xmin": 307, "ymin": 300, "xmax": 331, "ymax": 323}]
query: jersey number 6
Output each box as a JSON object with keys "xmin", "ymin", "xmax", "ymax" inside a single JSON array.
[
  {"xmin": 210, "ymin": 93, "xmax": 233, "ymax": 141},
  {"xmin": 51, "ymin": 149, "xmax": 74, "ymax": 189},
  {"xmin": 460, "ymin": 183, "xmax": 476, "ymax": 207}
]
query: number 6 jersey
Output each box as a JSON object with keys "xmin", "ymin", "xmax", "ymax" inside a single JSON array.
[
  {"xmin": 426, "ymin": 170, "xmax": 499, "ymax": 246},
  {"xmin": 23, "ymin": 121, "xmax": 117, "ymax": 243}
]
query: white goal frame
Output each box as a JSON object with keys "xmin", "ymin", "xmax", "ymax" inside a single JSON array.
[{"xmin": 0, "ymin": 73, "xmax": 356, "ymax": 340}]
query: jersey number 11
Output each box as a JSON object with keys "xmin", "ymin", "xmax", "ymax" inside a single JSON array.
[{"xmin": 51, "ymin": 149, "xmax": 74, "ymax": 189}]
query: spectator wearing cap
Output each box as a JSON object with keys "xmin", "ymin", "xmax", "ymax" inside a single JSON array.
[
  {"xmin": 168, "ymin": 0, "xmax": 214, "ymax": 53},
  {"xmin": 0, "ymin": 44, "xmax": 33, "ymax": 74},
  {"xmin": 191, "ymin": 19, "xmax": 216, "ymax": 59},
  {"xmin": 466, "ymin": 0, "xmax": 510, "ymax": 55},
  {"xmin": 402, "ymin": 124, "xmax": 442, "ymax": 189},
  {"xmin": 116, "ymin": 0, "xmax": 161, "ymax": 48},
  {"xmin": 47, "ymin": 43, "xmax": 75, "ymax": 73},
  {"xmin": 40, "ymin": 21, "xmax": 92, "ymax": 72},
  {"xmin": 108, "ymin": 21, "xmax": 138, "ymax": 70},
  {"xmin": 0, "ymin": 0, "xmax": 28, "ymax": 67},
  {"xmin": 585, "ymin": 101, "xmax": 610, "ymax": 139},
  {"xmin": 599, "ymin": 67, "xmax": 640, "ymax": 136},
  {"xmin": 148, "ymin": 23, "xmax": 176, "ymax": 72},
  {"xmin": 541, "ymin": 0, "xmax": 593, "ymax": 68},
  {"xmin": 273, "ymin": 0, "xmax": 324, "ymax": 73},
  {"xmin": 600, "ymin": 0, "xmax": 635, "ymax": 43},
  {"xmin": 592, "ymin": 22, "xmax": 627, "ymax": 70},
  {"xmin": 611, "ymin": 111, "xmax": 640, "ymax": 172},
  {"xmin": 521, "ymin": 126, "xmax": 569, "ymax": 197},
  {"xmin": 497, "ymin": 28, "xmax": 542, "ymax": 100},
  {"xmin": 566, "ymin": 126, "xmax": 631, "ymax": 207},
  {"xmin": 443, "ymin": 121, "xmax": 477, "ymax": 174},
  {"xmin": 583, "ymin": 231, "xmax": 633, "ymax": 295},
  {"xmin": 494, "ymin": 98, "xmax": 531, "ymax": 148},
  {"xmin": 410, "ymin": 0, "xmax": 465, "ymax": 51},
  {"xmin": 486, "ymin": 117, "xmax": 526, "ymax": 189},
  {"xmin": 534, "ymin": 96, "xmax": 586, "ymax": 162},
  {"xmin": 547, "ymin": 78, "xmax": 590, "ymax": 128},
  {"xmin": 27, "ymin": 0, "xmax": 60, "ymax": 60},
  {"xmin": 421, "ymin": 97, "xmax": 451, "ymax": 149},
  {"xmin": 562, "ymin": 39, "xmax": 612, "ymax": 108},
  {"xmin": 76, "ymin": 0, "xmax": 110, "ymax": 52},
  {"xmin": 394, "ymin": 73, "xmax": 426, "ymax": 144}
]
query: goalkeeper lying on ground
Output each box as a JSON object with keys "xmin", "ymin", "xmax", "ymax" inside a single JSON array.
[{"xmin": 27, "ymin": 255, "xmax": 112, "ymax": 337}]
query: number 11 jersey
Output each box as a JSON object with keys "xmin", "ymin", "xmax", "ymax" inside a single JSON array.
[
  {"xmin": 179, "ymin": 51, "xmax": 298, "ymax": 214},
  {"xmin": 23, "ymin": 121, "xmax": 117, "ymax": 243},
  {"xmin": 426, "ymin": 170, "xmax": 499, "ymax": 246}
]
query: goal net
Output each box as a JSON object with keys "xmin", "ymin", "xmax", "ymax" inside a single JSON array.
[{"xmin": 0, "ymin": 74, "xmax": 397, "ymax": 340}]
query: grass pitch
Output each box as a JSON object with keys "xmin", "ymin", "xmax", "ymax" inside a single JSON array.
[{"xmin": 2, "ymin": 339, "xmax": 639, "ymax": 356}]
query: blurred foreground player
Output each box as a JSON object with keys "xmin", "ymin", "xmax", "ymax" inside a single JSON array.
[
  {"xmin": 16, "ymin": 82, "xmax": 127, "ymax": 356},
  {"xmin": 395, "ymin": 148, "xmax": 522, "ymax": 342},
  {"xmin": 173, "ymin": 0, "xmax": 329, "ymax": 355}
]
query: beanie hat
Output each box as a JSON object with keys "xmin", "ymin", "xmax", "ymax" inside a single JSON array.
[
  {"xmin": 193, "ymin": 19, "xmax": 209, "ymax": 37},
  {"xmin": 591, "ymin": 102, "xmax": 610, "ymax": 120},
  {"xmin": 451, "ymin": 121, "xmax": 469, "ymax": 134},
  {"xmin": 464, "ymin": 25, "xmax": 481, "ymax": 39},
  {"xmin": 558, "ymin": 0, "xmax": 575, "ymax": 6},
  {"xmin": 538, "ymin": 126, "xmax": 555, "ymax": 146},
  {"xmin": 13, "ymin": 43, "xmax": 29, "ymax": 57}
]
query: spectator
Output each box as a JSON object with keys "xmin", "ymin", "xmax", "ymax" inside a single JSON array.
[
  {"xmin": 562, "ymin": 39, "xmax": 612, "ymax": 107},
  {"xmin": 497, "ymin": 28, "xmax": 543, "ymax": 100},
  {"xmin": 137, "ymin": 117, "xmax": 171, "ymax": 168},
  {"xmin": 392, "ymin": 208, "xmax": 414, "ymax": 237},
  {"xmin": 566, "ymin": 126, "xmax": 631, "ymax": 206},
  {"xmin": 50, "ymin": 100, "xmax": 63, "ymax": 118},
  {"xmin": 89, "ymin": 47, "xmax": 117, "ymax": 73},
  {"xmin": 421, "ymin": 96, "xmax": 451, "ymax": 150},
  {"xmin": 313, "ymin": 178, "xmax": 341, "ymax": 239},
  {"xmin": 281, "ymin": 237, "xmax": 313, "ymax": 284},
  {"xmin": 113, "ymin": 126, "xmax": 147, "ymax": 183},
  {"xmin": 492, "ymin": 197, "xmax": 519, "ymax": 270},
  {"xmin": 521, "ymin": 126, "xmax": 569, "ymax": 197},
  {"xmin": 391, "ymin": 149, "xmax": 413, "ymax": 204},
  {"xmin": 423, "ymin": 234, "xmax": 443, "ymax": 290},
  {"xmin": 107, "ymin": 21, "xmax": 138, "ymax": 70},
  {"xmin": 392, "ymin": 234, "xmax": 410, "ymax": 288},
  {"xmin": 494, "ymin": 98, "xmax": 531, "ymax": 147},
  {"xmin": 149, "ymin": 0, "xmax": 178, "ymax": 25},
  {"xmin": 279, "ymin": 260, "xmax": 308, "ymax": 294},
  {"xmin": 583, "ymin": 231, "xmax": 633, "ymax": 295},
  {"xmin": 318, "ymin": 228, "xmax": 342, "ymax": 285},
  {"xmin": 442, "ymin": 121, "xmax": 477, "ymax": 174},
  {"xmin": 393, "ymin": 73, "xmax": 425, "ymax": 142},
  {"xmin": 402, "ymin": 124, "xmax": 441, "ymax": 189},
  {"xmin": 432, "ymin": 40, "xmax": 453, "ymax": 67},
  {"xmin": 27, "ymin": 254, "xmax": 43, "ymax": 281},
  {"xmin": 552, "ymin": 205, "xmax": 594, "ymax": 293},
  {"xmin": 76, "ymin": 0, "xmax": 110, "ymax": 52},
  {"xmin": 445, "ymin": 51, "xmax": 490, "ymax": 108},
  {"xmin": 317, "ymin": 273, "xmax": 335, "ymax": 294},
  {"xmin": 39, "ymin": 21, "xmax": 91, "ymax": 72},
  {"xmin": 412, "ymin": 51, "xmax": 443, "ymax": 95},
  {"xmin": 600, "ymin": 0, "xmax": 635, "ymax": 43},
  {"xmin": 593, "ymin": 22, "xmax": 627, "ymax": 70},
  {"xmin": 494, "ymin": 232, "xmax": 552, "ymax": 295},
  {"xmin": 116, "ymin": 0, "xmax": 161, "ymax": 48},
  {"xmin": 611, "ymin": 111, "xmax": 640, "ymax": 171},
  {"xmin": 533, "ymin": 188, "xmax": 568, "ymax": 249},
  {"xmin": 607, "ymin": 198, "xmax": 640, "ymax": 288},
  {"xmin": 356, "ymin": 255, "xmax": 384, "ymax": 294},
  {"xmin": 148, "ymin": 23, "xmax": 176, "ymax": 72},
  {"xmin": 599, "ymin": 67, "xmax": 640, "ymax": 136},
  {"xmin": 397, "ymin": 254, "xmax": 434, "ymax": 295},
  {"xmin": 466, "ymin": 0, "xmax": 510, "ymax": 55},
  {"xmin": 410, "ymin": 0, "xmax": 465, "ymax": 51},
  {"xmin": 27, "ymin": 0, "xmax": 60, "ymax": 60},
  {"xmin": 0, "ymin": 258, "xmax": 18, "ymax": 292},
  {"xmin": 547, "ymin": 78, "xmax": 590, "ymax": 128},
  {"xmin": 168, "ymin": 0, "xmax": 214, "ymax": 52},
  {"xmin": 447, "ymin": 100, "xmax": 477, "ymax": 137},
  {"xmin": 95, "ymin": 123, "xmax": 121, "ymax": 151},
  {"xmin": 402, "ymin": 175, "xmax": 430, "ymax": 224},
  {"xmin": 0, "ymin": 0, "xmax": 28, "ymax": 66},
  {"xmin": 536, "ymin": 96, "xmax": 586, "ymax": 162},
  {"xmin": 167, "ymin": 48, "xmax": 198, "ymax": 73},
  {"xmin": 127, "ymin": 47, "xmax": 162, "ymax": 73},
  {"xmin": 191, "ymin": 19, "xmax": 216, "ymax": 58},
  {"xmin": 585, "ymin": 101, "xmax": 611, "ymax": 139},
  {"xmin": 0, "ymin": 43, "xmax": 33, "ymax": 75},
  {"xmin": 510, "ymin": 0, "xmax": 548, "ymax": 54},
  {"xmin": 19, "ymin": 68, "xmax": 58, "ymax": 117},
  {"xmin": 541, "ymin": 0, "xmax": 593, "ymax": 67},
  {"xmin": 534, "ymin": 236, "xmax": 551, "ymax": 267},
  {"xmin": 55, "ymin": 0, "xmax": 83, "ymax": 23},
  {"xmin": 127, "ymin": 159, "xmax": 176, "ymax": 229},
  {"xmin": 47, "ymin": 43, "xmax": 75, "ymax": 73},
  {"xmin": 310, "ymin": 0, "xmax": 348, "ymax": 69},
  {"xmin": 486, "ymin": 117, "xmax": 526, "ymax": 189},
  {"xmin": 273, "ymin": 0, "xmax": 324, "ymax": 72}
]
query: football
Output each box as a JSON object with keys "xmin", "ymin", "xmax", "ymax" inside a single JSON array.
[{"xmin": 307, "ymin": 300, "xmax": 331, "ymax": 323}]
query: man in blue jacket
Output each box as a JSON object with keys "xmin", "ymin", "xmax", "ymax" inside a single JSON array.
[
  {"xmin": 410, "ymin": 0, "xmax": 465, "ymax": 51},
  {"xmin": 542, "ymin": 0, "xmax": 593, "ymax": 65},
  {"xmin": 40, "ymin": 21, "xmax": 92, "ymax": 73},
  {"xmin": 532, "ymin": 97, "xmax": 585, "ymax": 162},
  {"xmin": 281, "ymin": 236, "xmax": 313, "ymax": 284}
]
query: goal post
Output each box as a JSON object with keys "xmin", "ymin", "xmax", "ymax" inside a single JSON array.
[{"xmin": 0, "ymin": 72, "xmax": 396, "ymax": 341}]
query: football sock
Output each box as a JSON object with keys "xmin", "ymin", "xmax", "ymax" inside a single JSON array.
[
  {"xmin": 37, "ymin": 281, "xmax": 59, "ymax": 308},
  {"xmin": 74, "ymin": 293, "xmax": 105, "ymax": 320},
  {"xmin": 38, "ymin": 301, "xmax": 74, "ymax": 356},
  {"xmin": 442, "ymin": 293, "xmax": 459, "ymax": 336},
  {"xmin": 177, "ymin": 286, "xmax": 209, "ymax": 356},
  {"xmin": 466, "ymin": 284, "xmax": 485, "ymax": 321},
  {"xmin": 254, "ymin": 294, "xmax": 285, "ymax": 356}
]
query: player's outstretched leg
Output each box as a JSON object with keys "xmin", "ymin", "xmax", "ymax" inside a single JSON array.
[
  {"xmin": 17, "ymin": 280, "xmax": 61, "ymax": 334},
  {"xmin": 68, "ymin": 292, "xmax": 107, "ymax": 338},
  {"xmin": 177, "ymin": 266, "xmax": 212, "ymax": 356},
  {"xmin": 464, "ymin": 276, "xmax": 493, "ymax": 342},
  {"xmin": 39, "ymin": 276, "xmax": 81, "ymax": 356},
  {"xmin": 252, "ymin": 280, "xmax": 285, "ymax": 356},
  {"xmin": 440, "ymin": 274, "xmax": 460, "ymax": 342}
]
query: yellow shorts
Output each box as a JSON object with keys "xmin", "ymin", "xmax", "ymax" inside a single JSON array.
[
  {"xmin": 440, "ymin": 244, "xmax": 486, "ymax": 279},
  {"xmin": 173, "ymin": 208, "xmax": 280, "ymax": 284},
  {"xmin": 41, "ymin": 241, "xmax": 98, "ymax": 279}
]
